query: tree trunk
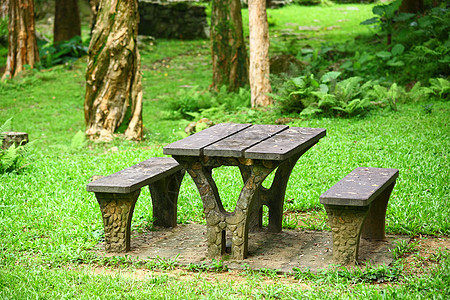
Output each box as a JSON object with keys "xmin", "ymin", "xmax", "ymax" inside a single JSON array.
[
  {"xmin": 248, "ymin": 0, "xmax": 272, "ymax": 107},
  {"xmin": 2, "ymin": 0, "xmax": 39, "ymax": 80},
  {"xmin": 210, "ymin": 0, "xmax": 249, "ymax": 92},
  {"xmin": 54, "ymin": 0, "xmax": 81, "ymax": 44},
  {"xmin": 399, "ymin": 0, "xmax": 424, "ymax": 13},
  {"xmin": 89, "ymin": 0, "xmax": 99, "ymax": 36},
  {"xmin": 1, "ymin": 0, "xmax": 8, "ymax": 19},
  {"xmin": 84, "ymin": 0, "xmax": 143, "ymax": 141}
]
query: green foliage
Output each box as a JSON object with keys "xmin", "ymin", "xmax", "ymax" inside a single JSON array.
[
  {"xmin": 392, "ymin": 239, "xmax": 419, "ymax": 260},
  {"xmin": 70, "ymin": 130, "xmax": 88, "ymax": 150},
  {"xmin": 38, "ymin": 36, "xmax": 88, "ymax": 69},
  {"xmin": 162, "ymin": 86, "xmax": 251, "ymax": 121},
  {"xmin": 273, "ymin": 72, "xmax": 397, "ymax": 117},
  {"xmin": 144, "ymin": 255, "xmax": 179, "ymax": 271},
  {"xmin": 358, "ymin": 5, "xmax": 449, "ymax": 83},
  {"xmin": 293, "ymin": 264, "xmax": 402, "ymax": 284},
  {"xmin": 187, "ymin": 259, "xmax": 228, "ymax": 273},
  {"xmin": 360, "ymin": 0, "xmax": 412, "ymax": 43}
]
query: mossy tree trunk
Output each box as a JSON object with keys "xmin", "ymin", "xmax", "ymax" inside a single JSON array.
[
  {"xmin": 54, "ymin": 0, "xmax": 81, "ymax": 44},
  {"xmin": 210, "ymin": 0, "xmax": 249, "ymax": 92},
  {"xmin": 248, "ymin": 0, "xmax": 272, "ymax": 107},
  {"xmin": 84, "ymin": 0, "xmax": 143, "ymax": 141},
  {"xmin": 2, "ymin": 0, "xmax": 39, "ymax": 80}
]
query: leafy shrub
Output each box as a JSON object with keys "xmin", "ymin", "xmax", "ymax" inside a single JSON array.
[
  {"xmin": 38, "ymin": 35, "xmax": 88, "ymax": 68},
  {"xmin": 162, "ymin": 86, "xmax": 251, "ymax": 120},
  {"xmin": 274, "ymin": 71, "xmax": 382, "ymax": 117},
  {"xmin": 358, "ymin": 4, "xmax": 449, "ymax": 84}
]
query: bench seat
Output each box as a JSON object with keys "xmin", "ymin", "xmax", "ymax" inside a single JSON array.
[
  {"xmin": 87, "ymin": 157, "xmax": 185, "ymax": 253},
  {"xmin": 320, "ymin": 167, "xmax": 399, "ymax": 265}
]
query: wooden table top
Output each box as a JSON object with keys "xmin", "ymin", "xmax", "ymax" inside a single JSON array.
[{"xmin": 163, "ymin": 123, "xmax": 326, "ymax": 161}]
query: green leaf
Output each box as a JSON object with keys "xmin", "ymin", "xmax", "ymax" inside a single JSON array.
[
  {"xmin": 319, "ymin": 84, "xmax": 329, "ymax": 93},
  {"xmin": 299, "ymin": 106, "xmax": 322, "ymax": 117},
  {"xmin": 395, "ymin": 13, "xmax": 415, "ymax": 22},
  {"xmin": 391, "ymin": 44, "xmax": 405, "ymax": 56},
  {"xmin": 385, "ymin": 0, "xmax": 402, "ymax": 18},
  {"xmin": 376, "ymin": 51, "xmax": 392, "ymax": 59},
  {"xmin": 321, "ymin": 71, "xmax": 341, "ymax": 83},
  {"xmin": 372, "ymin": 6, "xmax": 385, "ymax": 17},
  {"xmin": 386, "ymin": 58, "xmax": 405, "ymax": 67},
  {"xmin": 360, "ymin": 17, "xmax": 379, "ymax": 25}
]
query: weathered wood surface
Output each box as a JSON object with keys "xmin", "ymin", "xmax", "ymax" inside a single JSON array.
[
  {"xmin": 86, "ymin": 157, "xmax": 183, "ymax": 194},
  {"xmin": 203, "ymin": 124, "xmax": 288, "ymax": 158},
  {"xmin": 164, "ymin": 124, "xmax": 326, "ymax": 161},
  {"xmin": 244, "ymin": 127, "xmax": 326, "ymax": 160},
  {"xmin": 320, "ymin": 167, "xmax": 399, "ymax": 206},
  {"xmin": 163, "ymin": 123, "xmax": 251, "ymax": 156}
]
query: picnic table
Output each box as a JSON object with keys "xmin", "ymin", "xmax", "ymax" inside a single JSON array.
[{"xmin": 163, "ymin": 123, "xmax": 326, "ymax": 260}]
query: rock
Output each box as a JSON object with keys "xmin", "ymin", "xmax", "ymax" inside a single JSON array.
[
  {"xmin": 1, "ymin": 132, "xmax": 28, "ymax": 149},
  {"xmin": 270, "ymin": 54, "xmax": 306, "ymax": 75},
  {"xmin": 138, "ymin": 1, "xmax": 208, "ymax": 39}
]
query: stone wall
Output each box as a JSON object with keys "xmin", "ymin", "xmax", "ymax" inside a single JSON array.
[{"xmin": 138, "ymin": 1, "xmax": 208, "ymax": 39}]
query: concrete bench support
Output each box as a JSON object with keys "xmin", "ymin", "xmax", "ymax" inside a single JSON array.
[
  {"xmin": 87, "ymin": 157, "xmax": 184, "ymax": 253},
  {"xmin": 1, "ymin": 131, "xmax": 28, "ymax": 149},
  {"xmin": 320, "ymin": 167, "xmax": 399, "ymax": 265}
]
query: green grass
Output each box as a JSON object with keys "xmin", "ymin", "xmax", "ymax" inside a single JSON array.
[{"xmin": 0, "ymin": 2, "xmax": 449, "ymax": 299}]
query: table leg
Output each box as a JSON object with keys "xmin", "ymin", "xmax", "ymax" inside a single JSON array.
[
  {"xmin": 245, "ymin": 149, "xmax": 311, "ymax": 233},
  {"xmin": 177, "ymin": 157, "xmax": 274, "ymax": 260}
]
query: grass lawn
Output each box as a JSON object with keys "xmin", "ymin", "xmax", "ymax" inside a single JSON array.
[{"xmin": 0, "ymin": 3, "xmax": 449, "ymax": 299}]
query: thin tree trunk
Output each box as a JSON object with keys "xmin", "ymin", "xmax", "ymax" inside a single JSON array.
[
  {"xmin": 54, "ymin": 0, "xmax": 81, "ymax": 44},
  {"xmin": 210, "ymin": 0, "xmax": 248, "ymax": 92},
  {"xmin": 2, "ymin": 0, "xmax": 39, "ymax": 80},
  {"xmin": 1, "ymin": 0, "xmax": 8, "ymax": 19},
  {"xmin": 248, "ymin": 0, "xmax": 272, "ymax": 107},
  {"xmin": 84, "ymin": 0, "xmax": 143, "ymax": 141}
]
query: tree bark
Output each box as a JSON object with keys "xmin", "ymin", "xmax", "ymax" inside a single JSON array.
[
  {"xmin": 210, "ymin": 0, "xmax": 249, "ymax": 92},
  {"xmin": 248, "ymin": 0, "xmax": 272, "ymax": 107},
  {"xmin": 54, "ymin": 0, "xmax": 81, "ymax": 44},
  {"xmin": 89, "ymin": 0, "xmax": 99, "ymax": 36},
  {"xmin": 84, "ymin": 0, "xmax": 143, "ymax": 141},
  {"xmin": 0, "ymin": 0, "xmax": 8, "ymax": 19},
  {"xmin": 2, "ymin": 0, "xmax": 39, "ymax": 80},
  {"xmin": 399, "ymin": 0, "xmax": 424, "ymax": 13}
]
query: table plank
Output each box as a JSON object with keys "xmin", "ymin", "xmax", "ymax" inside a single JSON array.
[
  {"xmin": 163, "ymin": 123, "xmax": 252, "ymax": 156},
  {"xmin": 203, "ymin": 124, "xmax": 288, "ymax": 157},
  {"xmin": 244, "ymin": 127, "xmax": 326, "ymax": 160}
]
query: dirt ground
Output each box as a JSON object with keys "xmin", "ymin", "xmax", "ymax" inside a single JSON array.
[
  {"xmin": 89, "ymin": 225, "xmax": 449, "ymax": 286},
  {"xmin": 94, "ymin": 224, "xmax": 448, "ymax": 273}
]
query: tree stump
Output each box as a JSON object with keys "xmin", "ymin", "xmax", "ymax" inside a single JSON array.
[{"xmin": 1, "ymin": 132, "xmax": 28, "ymax": 149}]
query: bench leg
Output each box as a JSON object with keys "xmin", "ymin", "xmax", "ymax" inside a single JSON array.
[
  {"xmin": 95, "ymin": 190, "xmax": 140, "ymax": 253},
  {"xmin": 324, "ymin": 204, "xmax": 369, "ymax": 265},
  {"xmin": 148, "ymin": 170, "xmax": 185, "ymax": 228},
  {"xmin": 361, "ymin": 181, "xmax": 396, "ymax": 240}
]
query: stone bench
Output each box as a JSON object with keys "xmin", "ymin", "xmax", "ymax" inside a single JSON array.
[
  {"xmin": 320, "ymin": 167, "xmax": 399, "ymax": 265},
  {"xmin": 86, "ymin": 157, "xmax": 185, "ymax": 253}
]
